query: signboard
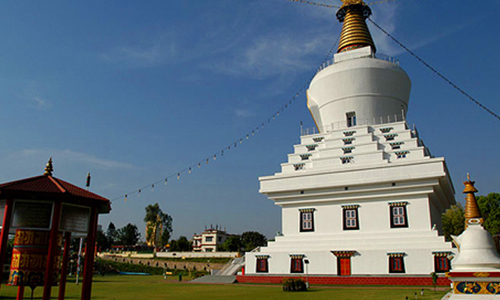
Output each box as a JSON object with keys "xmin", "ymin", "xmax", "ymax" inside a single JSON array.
[
  {"xmin": 60, "ymin": 204, "xmax": 90, "ymax": 233},
  {"xmin": 11, "ymin": 200, "xmax": 53, "ymax": 230}
]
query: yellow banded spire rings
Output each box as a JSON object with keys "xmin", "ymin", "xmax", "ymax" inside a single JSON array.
[{"xmin": 336, "ymin": 3, "xmax": 376, "ymax": 53}]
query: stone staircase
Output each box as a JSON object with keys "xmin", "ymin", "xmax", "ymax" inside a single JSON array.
[
  {"xmin": 190, "ymin": 275, "xmax": 237, "ymax": 284},
  {"xmin": 190, "ymin": 256, "xmax": 244, "ymax": 284}
]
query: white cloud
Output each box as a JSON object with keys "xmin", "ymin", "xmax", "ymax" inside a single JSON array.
[
  {"xmin": 369, "ymin": 4, "xmax": 399, "ymax": 56},
  {"xmin": 100, "ymin": 33, "xmax": 177, "ymax": 68},
  {"xmin": 234, "ymin": 109, "xmax": 255, "ymax": 118},
  {"xmin": 16, "ymin": 81, "xmax": 52, "ymax": 109},
  {"xmin": 369, "ymin": 4, "xmax": 469, "ymax": 57},
  {"xmin": 208, "ymin": 30, "xmax": 331, "ymax": 79},
  {"xmin": 32, "ymin": 96, "xmax": 49, "ymax": 108}
]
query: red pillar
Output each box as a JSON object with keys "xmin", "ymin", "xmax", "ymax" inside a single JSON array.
[
  {"xmin": 0, "ymin": 199, "xmax": 14, "ymax": 292},
  {"xmin": 16, "ymin": 286, "xmax": 24, "ymax": 300},
  {"xmin": 58, "ymin": 231, "xmax": 72, "ymax": 300},
  {"xmin": 81, "ymin": 207, "xmax": 98, "ymax": 300},
  {"xmin": 43, "ymin": 201, "xmax": 62, "ymax": 300}
]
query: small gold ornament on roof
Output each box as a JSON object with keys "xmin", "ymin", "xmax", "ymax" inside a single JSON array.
[{"xmin": 44, "ymin": 157, "xmax": 53, "ymax": 176}]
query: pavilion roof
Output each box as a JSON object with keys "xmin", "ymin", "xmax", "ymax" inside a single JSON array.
[{"xmin": 0, "ymin": 174, "xmax": 111, "ymax": 214}]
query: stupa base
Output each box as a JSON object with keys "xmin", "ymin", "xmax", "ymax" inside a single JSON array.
[{"xmin": 444, "ymin": 272, "xmax": 500, "ymax": 299}]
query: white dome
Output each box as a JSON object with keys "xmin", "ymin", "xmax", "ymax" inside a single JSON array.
[
  {"xmin": 451, "ymin": 222, "xmax": 500, "ymax": 272},
  {"xmin": 307, "ymin": 47, "xmax": 411, "ymax": 132}
]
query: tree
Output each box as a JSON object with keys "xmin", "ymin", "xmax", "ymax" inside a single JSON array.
[
  {"xmin": 96, "ymin": 229, "xmax": 110, "ymax": 252},
  {"xmin": 478, "ymin": 193, "xmax": 500, "ymax": 236},
  {"xmin": 144, "ymin": 203, "xmax": 173, "ymax": 248},
  {"xmin": 430, "ymin": 272, "xmax": 438, "ymax": 292},
  {"xmin": 169, "ymin": 236, "xmax": 191, "ymax": 251},
  {"xmin": 241, "ymin": 231, "xmax": 267, "ymax": 252},
  {"xmin": 220, "ymin": 235, "xmax": 242, "ymax": 252},
  {"xmin": 160, "ymin": 229, "xmax": 171, "ymax": 249},
  {"xmin": 106, "ymin": 222, "xmax": 118, "ymax": 245},
  {"xmin": 442, "ymin": 204, "xmax": 465, "ymax": 242},
  {"xmin": 117, "ymin": 223, "xmax": 141, "ymax": 245}
]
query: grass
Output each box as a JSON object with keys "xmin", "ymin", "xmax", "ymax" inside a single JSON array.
[{"xmin": 0, "ymin": 275, "xmax": 449, "ymax": 300}]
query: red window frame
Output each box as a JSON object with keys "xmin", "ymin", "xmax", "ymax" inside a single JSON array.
[
  {"xmin": 434, "ymin": 256, "xmax": 450, "ymax": 273},
  {"xmin": 290, "ymin": 258, "xmax": 304, "ymax": 273},
  {"xmin": 256, "ymin": 258, "xmax": 268, "ymax": 273},
  {"xmin": 389, "ymin": 256, "xmax": 405, "ymax": 273}
]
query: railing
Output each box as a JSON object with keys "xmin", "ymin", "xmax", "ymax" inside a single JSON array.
[
  {"xmin": 301, "ymin": 113, "xmax": 406, "ymax": 136},
  {"xmin": 316, "ymin": 53, "xmax": 400, "ymax": 74}
]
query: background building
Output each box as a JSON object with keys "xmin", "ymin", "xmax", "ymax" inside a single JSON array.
[{"xmin": 192, "ymin": 227, "xmax": 230, "ymax": 252}]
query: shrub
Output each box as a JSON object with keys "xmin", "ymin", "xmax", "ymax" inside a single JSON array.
[{"xmin": 282, "ymin": 278, "xmax": 307, "ymax": 292}]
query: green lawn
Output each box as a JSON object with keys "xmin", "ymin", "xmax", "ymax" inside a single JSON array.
[{"xmin": 0, "ymin": 275, "xmax": 449, "ymax": 300}]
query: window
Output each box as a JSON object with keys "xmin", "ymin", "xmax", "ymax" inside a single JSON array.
[
  {"xmin": 343, "ymin": 131, "xmax": 356, "ymax": 137},
  {"xmin": 300, "ymin": 154, "xmax": 312, "ymax": 161},
  {"xmin": 343, "ymin": 206, "xmax": 359, "ymax": 230},
  {"xmin": 342, "ymin": 146, "xmax": 355, "ymax": 154},
  {"xmin": 389, "ymin": 254, "xmax": 405, "ymax": 273},
  {"xmin": 290, "ymin": 256, "xmax": 304, "ymax": 273},
  {"xmin": 395, "ymin": 151, "xmax": 409, "ymax": 159},
  {"xmin": 433, "ymin": 252, "xmax": 451, "ymax": 273},
  {"xmin": 380, "ymin": 127, "xmax": 393, "ymax": 133},
  {"xmin": 294, "ymin": 163, "xmax": 305, "ymax": 171},
  {"xmin": 299, "ymin": 209, "xmax": 315, "ymax": 232},
  {"xmin": 205, "ymin": 236, "xmax": 213, "ymax": 242},
  {"xmin": 256, "ymin": 256, "xmax": 269, "ymax": 273},
  {"xmin": 390, "ymin": 142, "xmax": 404, "ymax": 150},
  {"xmin": 343, "ymin": 138, "xmax": 355, "ymax": 145},
  {"xmin": 341, "ymin": 156, "xmax": 353, "ymax": 164},
  {"xmin": 346, "ymin": 112, "xmax": 356, "ymax": 127},
  {"xmin": 313, "ymin": 137, "xmax": 324, "ymax": 142},
  {"xmin": 384, "ymin": 134, "xmax": 398, "ymax": 141},
  {"xmin": 306, "ymin": 144, "xmax": 318, "ymax": 151},
  {"xmin": 389, "ymin": 202, "xmax": 408, "ymax": 228}
]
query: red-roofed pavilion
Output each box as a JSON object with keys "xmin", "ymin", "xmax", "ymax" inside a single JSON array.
[{"xmin": 0, "ymin": 158, "xmax": 111, "ymax": 300}]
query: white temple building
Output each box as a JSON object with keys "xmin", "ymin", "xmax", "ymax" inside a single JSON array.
[{"xmin": 244, "ymin": 0, "xmax": 456, "ymax": 277}]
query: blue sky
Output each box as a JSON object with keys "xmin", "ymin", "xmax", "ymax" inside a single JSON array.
[{"xmin": 0, "ymin": 1, "xmax": 499, "ymax": 240}]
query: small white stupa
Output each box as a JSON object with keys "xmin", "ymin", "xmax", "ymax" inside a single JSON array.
[{"xmin": 444, "ymin": 175, "xmax": 500, "ymax": 299}]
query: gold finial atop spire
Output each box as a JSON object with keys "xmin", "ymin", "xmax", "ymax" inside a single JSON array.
[
  {"xmin": 463, "ymin": 173, "xmax": 482, "ymax": 227},
  {"xmin": 44, "ymin": 157, "xmax": 53, "ymax": 176},
  {"xmin": 336, "ymin": 0, "xmax": 376, "ymax": 53}
]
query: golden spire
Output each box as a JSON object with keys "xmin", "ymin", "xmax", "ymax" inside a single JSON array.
[
  {"xmin": 463, "ymin": 173, "xmax": 482, "ymax": 226},
  {"xmin": 336, "ymin": 0, "xmax": 376, "ymax": 53},
  {"xmin": 44, "ymin": 157, "xmax": 53, "ymax": 176}
]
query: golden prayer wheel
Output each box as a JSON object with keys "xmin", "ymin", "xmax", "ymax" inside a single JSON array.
[{"xmin": 7, "ymin": 229, "xmax": 62, "ymax": 286}]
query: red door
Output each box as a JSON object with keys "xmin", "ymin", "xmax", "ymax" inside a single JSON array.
[{"xmin": 338, "ymin": 257, "xmax": 351, "ymax": 276}]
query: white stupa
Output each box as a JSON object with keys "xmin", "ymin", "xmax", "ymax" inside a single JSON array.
[
  {"xmin": 243, "ymin": 0, "xmax": 456, "ymax": 280},
  {"xmin": 444, "ymin": 176, "xmax": 500, "ymax": 299}
]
